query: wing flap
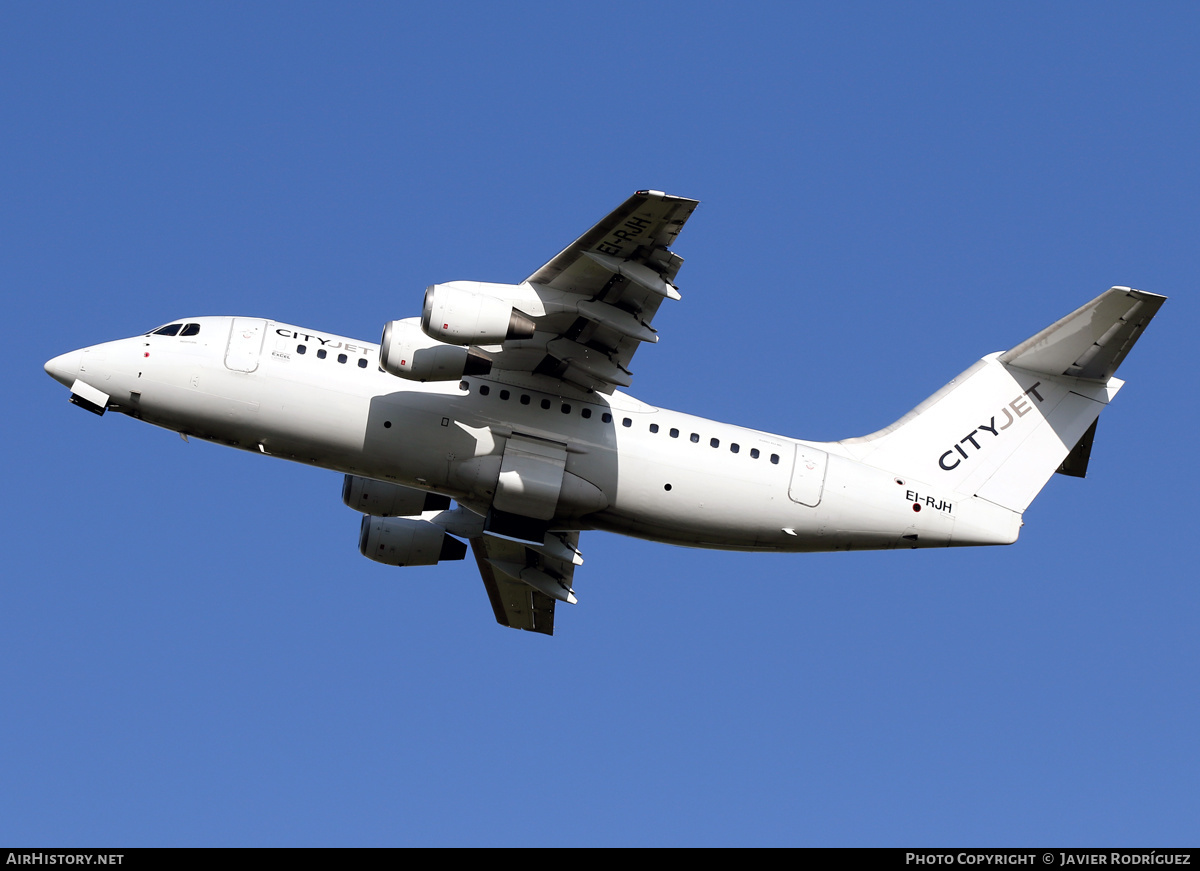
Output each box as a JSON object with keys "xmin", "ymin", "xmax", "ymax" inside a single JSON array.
[
  {"xmin": 469, "ymin": 531, "xmax": 583, "ymax": 636},
  {"xmin": 582, "ymin": 251, "xmax": 681, "ymax": 299},
  {"xmin": 480, "ymin": 191, "xmax": 697, "ymax": 393}
]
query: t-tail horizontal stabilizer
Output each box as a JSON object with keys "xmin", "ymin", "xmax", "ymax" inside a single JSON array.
[
  {"xmin": 840, "ymin": 286, "xmax": 1165, "ymax": 518},
  {"xmin": 998, "ymin": 287, "xmax": 1166, "ymax": 382}
]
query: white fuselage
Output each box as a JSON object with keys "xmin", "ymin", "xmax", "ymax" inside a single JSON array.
[{"xmin": 45, "ymin": 316, "xmax": 1017, "ymax": 553}]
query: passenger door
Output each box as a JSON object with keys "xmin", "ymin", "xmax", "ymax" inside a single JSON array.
[
  {"xmin": 225, "ymin": 318, "xmax": 266, "ymax": 373},
  {"xmin": 788, "ymin": 445, "xmax": 827, "ymax": 507}
]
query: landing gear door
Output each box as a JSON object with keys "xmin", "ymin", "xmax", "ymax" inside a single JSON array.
[
  {"xmin": 788, "ymin": 445, "xmax": 828, "ymax": 507},
  {"xmin": 494, "ymin": 434, "xmax": 568, "ymax": 520},
  {"xmin": 225, "ymin": 318, "xmax": 267, "ymax": 373}
]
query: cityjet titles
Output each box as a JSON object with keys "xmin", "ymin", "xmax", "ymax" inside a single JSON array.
[
  {"xmin": 938, "ymin": 382, "xmax": 1044, "ymax": 472},
  {"xmin": 276, "ymin": 328, "xmax": 374, "ymax": 356}
]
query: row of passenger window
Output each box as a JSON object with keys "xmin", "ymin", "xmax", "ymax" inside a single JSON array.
[
  {"xmin": 643, "ymin": 422, "xmax": 779, "ymax": 462},
  {"xmin": 469, "ymin": 381, "xmax": 612, "ymax": 421},
  {"xmin": 296, "ymin": 344, "xmax": 369, "ymax": 368},
  {"xmin": 462, "ymin": 380, "xmax": 781, "ymax": 464}
]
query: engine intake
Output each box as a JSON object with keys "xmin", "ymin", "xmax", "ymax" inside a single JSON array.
[
  {"xmin": 421, "ymin": 284, "xmax": 536, "ymax": 345},
  {"xmin": 342, "ymin": 475, "xmax": 451, "ymax": 516},
  {"xmin": 379, "ymin": 318, "xmax": 492, "ymax": 381},
  {"xmin": 358, "ymin": 515, "xmax": 468, "ymax": 567}
]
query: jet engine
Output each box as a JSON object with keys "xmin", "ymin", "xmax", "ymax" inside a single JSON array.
[
  {"xmin": 421, "ymin": 284, "xmax": 536, "ymax": 345},
  {"xmin": 358, "ymin": 515, "xmax": 468, "ymax": 567},
  {"xmin": 379, "ymin": 318, "xmax": 492, "ymax": 381},
  {"xmin": 342, "ymin": 475, "xmax": 451, "ymax": 516}
]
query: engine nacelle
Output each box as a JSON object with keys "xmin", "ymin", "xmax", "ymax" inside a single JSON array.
[
  {"xmin": 358, "ymin": 515, "xmax": 468, "ymax": 567},
  {"xmin": 342, "ymin": 475, "xmax": 451, "ymax": 517},
  {"xmin": 421, "ymin": 284, "xmax": 536, "ymax": 345},
  {"xmin": 379, "ymin": 318, "xmax": 492, "ymax": 381}
]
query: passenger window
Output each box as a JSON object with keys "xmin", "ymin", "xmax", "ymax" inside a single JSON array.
[
  {"xmin": 690, "ymin": 433, "xmax": 699, "ymax": 443},
  {"xmin": 710, "ymin": 438, "xmax": 719, "ymax": 448},
  {"xmin": 601, "ymin": 412, "xmax": 612, "ymax": 423},
  {"xmin": 670, "ymin": 428, "xmax": 679, "ymax": 438},
  {"xmin": 649, "ymin": 423, "xmax": 659, "ymax": 433},
  {"xmin": 153, "ymin": 324, "xmax": 182, "ymax": 336},
  {"xmin": 480, "ymin": 385, "xmax": 490, "ymax": 396},
  {"xmin": 460, "ymin": 380, "xmax": 470, "ymax": 391},
  {"xmin": 520, "ymin": 394, "xmax": 531, "ymax": 405},
  {"xmin": 622, "ymin": 417, "xmax": 632, "ymax": 427},
  {"xmin": 297, "ymin": 344, "xmax": 307, "ymax": 354},
  {"xmin": 181, "ymin": 323, "xmax": 200, "ymax": 337},
  {"xmin": 540, "ymin": 398, "xmax": 551, "ymax": 410},
  {"xmin": 357, "ymin": 358, "xmax": 367, "ymax": 368},
  {"xmin": 337, "ymin": 353, "xmax": 347, "ymax": 364},
  {"xmin": 500, "ymin": 390, "xmax": 510, "ymax": 400},
  {"xmin": 750, "ymin": 448, "xmax": 760, "ymax": 459},
  {"xmin": 581, "ymin": 408, "xmax": 591, "ymax": 419},
  {"xmin": 317, "ymin": 349, "xmax": 327, "ymax": 359},
  {"xmin": 731, "ymin": 443, "xmax": 740, "ymax": 453},
  {"xmin": 561, "ymin": 403, "xmax": 571, "ymax": 414},
  {"xmin": 771, "ymin": 453, "xmax": 780, "ymax": 464}
]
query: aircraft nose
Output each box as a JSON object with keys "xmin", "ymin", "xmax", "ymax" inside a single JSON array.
[{"xmin": 44, "ymin": 350, "xmax": 82, "ymax": 387}]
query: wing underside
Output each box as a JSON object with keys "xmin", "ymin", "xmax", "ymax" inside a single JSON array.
[
  {"xmin": 486, "ymin": 190, "xmax": 699, "ymax": 394},
  {"xmin": 469, "ymin": 531, "xmax": 582, "ymax": 636}
]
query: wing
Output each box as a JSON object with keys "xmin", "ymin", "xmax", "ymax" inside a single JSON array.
[
  {"xmin": 469, "ymin": 531, "xmax": 583, "ymax": 636},
  {"xmin": 485, "ymin": 190, "xmax": 699, "ymax": 394}
]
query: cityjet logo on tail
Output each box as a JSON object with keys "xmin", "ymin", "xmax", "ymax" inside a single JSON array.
[{"xmin": 938, "ymin": 382, "xmax": 1045, "ymax": 471}]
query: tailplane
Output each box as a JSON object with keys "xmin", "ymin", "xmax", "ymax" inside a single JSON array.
[{"xmin": 839, "ymin": 287, "xmax": 1165, "ymax": 514}]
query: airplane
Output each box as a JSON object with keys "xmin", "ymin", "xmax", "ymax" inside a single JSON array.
[{"xmin": 44, "ymin": 190, "xmax": 1165, "ymax": 635}]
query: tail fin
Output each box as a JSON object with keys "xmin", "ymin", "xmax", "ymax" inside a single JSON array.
[{"xmin": 839, "ymin": 287, "xmax": 1165, "ymax": 514}]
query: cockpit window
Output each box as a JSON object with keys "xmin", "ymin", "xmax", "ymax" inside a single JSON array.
[{"xmin": 148, "ymin": 322, "xmax": 201, "ymax": 337}]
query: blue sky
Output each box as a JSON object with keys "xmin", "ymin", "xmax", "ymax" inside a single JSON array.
[{"xmin": 3, "ymin": 2, "xmax": 1197, "ymax": 846}]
